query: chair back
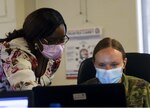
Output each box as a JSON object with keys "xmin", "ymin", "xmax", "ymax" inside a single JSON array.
[
  {"xmin": 125, "ymin": 53, "xmax": 150, "ymax": 82},
  {"xmin": 77, "ymin": 57, "xmax": 95, "ymax": 84}
]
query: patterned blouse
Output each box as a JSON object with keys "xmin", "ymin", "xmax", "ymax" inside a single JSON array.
[{"xmin": 0, "ymin": 38, "xmax": 61, "ymax": 91}]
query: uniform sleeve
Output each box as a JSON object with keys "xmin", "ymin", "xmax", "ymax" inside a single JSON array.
[{"xmin": 2, "ymin": 49, "xmax": 38, "ymax": 90}]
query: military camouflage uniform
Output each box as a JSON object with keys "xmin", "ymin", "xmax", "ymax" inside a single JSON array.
[{"xmin": 81, "ymin": 73, "xmax": 150, "ymax": 107}]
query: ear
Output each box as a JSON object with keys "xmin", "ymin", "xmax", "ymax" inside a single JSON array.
[{"xmin": 123, "ymin": 58, "xmax": 127, "ymax": 69}]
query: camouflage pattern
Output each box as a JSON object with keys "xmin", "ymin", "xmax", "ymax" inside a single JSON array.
[
  {"xmin": 81, "ymin": 73, "xmax": 150, "ymax": 107},
  {"xmin": 122, "ymin": 74, "xmax": 150, "ymax": 107}
]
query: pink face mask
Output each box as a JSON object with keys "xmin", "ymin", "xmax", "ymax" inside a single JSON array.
[{"xmin": 41, "ymin": 44, "xmax": 64, "ymax": 60}]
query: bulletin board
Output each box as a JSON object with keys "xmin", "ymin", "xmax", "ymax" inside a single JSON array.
[{"xmin": 65, "ymin": 27, "xmax": 102, "ymax": 79}]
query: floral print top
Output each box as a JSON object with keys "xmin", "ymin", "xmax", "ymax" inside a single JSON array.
[{"xmin": 0, "ymin": 38, "xmax": 61, "ymax": 91}]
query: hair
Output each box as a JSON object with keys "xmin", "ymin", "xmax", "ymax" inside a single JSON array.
[
  {"xmin": 93, "ymin": 37, "xmax": 126, "ymax": 61},
  {"xmin": 0, "ymin": 7, "xmax": 67, "ymax": 43}
]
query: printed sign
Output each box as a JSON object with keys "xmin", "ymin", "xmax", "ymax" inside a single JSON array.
[{"xmin": 65, "ymin": 27, "xmax": 102, "ymax": 79}]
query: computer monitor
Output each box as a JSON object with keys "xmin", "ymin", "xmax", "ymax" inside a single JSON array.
[
  {"xmin": 0, "ymin": 90, "xmax": 34, "ymax": 107},
  {"xmin": 33, "ymin": 84, "xmax": 127, "ymax": 107}
]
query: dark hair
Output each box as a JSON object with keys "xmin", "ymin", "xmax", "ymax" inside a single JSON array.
[
  {"xmin": 93, "ymin": 37, "xmax": 126, "ymax": 61},
  {"xmin": 0, "ymin": 8, "xmax": 67, "ymax": 43}
]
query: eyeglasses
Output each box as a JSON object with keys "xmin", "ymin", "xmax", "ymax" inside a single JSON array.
[{"xmin": 41, "ymin": 35, "xmax": 69, "ymax": 45}]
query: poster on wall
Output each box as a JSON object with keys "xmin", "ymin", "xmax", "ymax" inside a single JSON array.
[{"xmin": 65, "ymin": 27, "xmax": 102, "ymax": 79}]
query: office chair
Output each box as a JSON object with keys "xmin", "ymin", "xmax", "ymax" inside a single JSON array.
[{"xmin": 77, "ymin": 52, "xmax": 150, "ymax": 84}]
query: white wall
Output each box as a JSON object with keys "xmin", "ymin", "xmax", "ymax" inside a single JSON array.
[
  {"xmin": 0, "ymin": 0, "xmax": 16, "ymax": 38},
  {"xmin": 16, "ymin": 0, "xmax": 36, "ymax": 29},
  {"xmin": 36, "ymin": 0, "xmax": 138, "ymax": 52}
]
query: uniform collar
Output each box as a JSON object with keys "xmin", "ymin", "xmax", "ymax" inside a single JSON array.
[{"xmin": 122, "ymin": 73, "xmax": 129, "ymax": 96}]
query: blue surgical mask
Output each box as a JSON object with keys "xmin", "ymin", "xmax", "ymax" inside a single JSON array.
[{"xmin": 95, "ymin": 67, "xmax": 123, "ymax": 84}]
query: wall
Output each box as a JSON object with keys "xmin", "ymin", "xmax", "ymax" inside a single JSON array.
[
  {"xmin": 0, "ymin": 0, "xmax": 36, "ymax": 37},
  {"xmin": 16, "ymin": 0, "xmax": 36, "ymax": 29},
  {"xmin": 36, "ymin": 0, "xmax": 138, "ymax": 52},
  {"xmin": 0, "ymin": 0, "xmax": 16, "ymax": 38}
]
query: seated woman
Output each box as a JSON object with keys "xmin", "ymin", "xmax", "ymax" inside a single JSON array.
[{"xmin": 81, "ymin": 37, "xmax": 150, "ymax": 107}]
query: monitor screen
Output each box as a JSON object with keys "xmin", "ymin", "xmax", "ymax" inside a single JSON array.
[
  {"xmin": 0, "ymin": 90, "xmax": 34, "ymax": 107},
  {"xmin": 0, "ymin": 97, "xmax": 28, "ymax": 108}
]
